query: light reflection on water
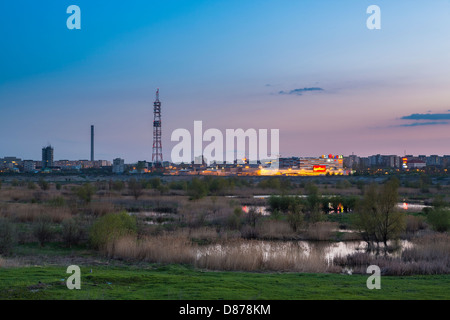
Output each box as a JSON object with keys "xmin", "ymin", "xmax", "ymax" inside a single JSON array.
[
  {"xmin": 243, "ymin": 202, "xmax": 429, "ymax": 216},
  {"xmin": 196, "ymin": 240, "xmax": 413, "ymax": 265}
]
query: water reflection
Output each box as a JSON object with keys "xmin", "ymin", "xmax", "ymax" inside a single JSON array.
[{"xmin": 196, "ymin": 239, "xmax": 413, "ymax": 265}]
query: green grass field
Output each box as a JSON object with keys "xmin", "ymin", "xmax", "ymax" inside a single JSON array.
[{"xmin": 1, "ymin": 264, "xmax": 449, "ymax": 300}]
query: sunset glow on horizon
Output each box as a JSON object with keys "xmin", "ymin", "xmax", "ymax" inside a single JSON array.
[{"xmin": 1, "ymin": 0, "xmax": 450, "ymax": 163}]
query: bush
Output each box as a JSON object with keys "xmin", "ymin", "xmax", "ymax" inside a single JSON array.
[
  {"xmin": 89, "ymin": 212, "xmax": 137, "ymax": 250},
  {"xmin": 76, "ymin": 183, "xmax": 96, "ymax": 203},
  {"xmin": 0, "ymin": 218, "xmax": 16, "ymax": 255},
  {"xmin": 33, "ymin": 216, "xmax": 54, "ymax": 247},
  {"xmin": 61, "ymin": 218, "xmax": 84, "ymax": 247},
  {"xmin": 48, "ymin": 196, "xmax": 66, "ymax": 207},
  {"xmin": 128, "ymin": 178, "xmax": 143, "ymax": 200},
  {"xmin": 427, "ymin": 209, "xmax": 450, "ymax": 232},
  {"xmin": 405, "ymin": 215, "xmax": 427, "ymax": 233},
  {"xmin": 187, "ymin": 178, "xmax": 208, "ymax": 200},
  {"xmin": 257, "ymin": 177, "xmax": 281, "ymax": 189},
  {"xmin": 169, "ymin": 181, "xmax": 187, "ymax": 191},
  {"xmin": 27, "ymin": 181, "xmax": 37, "ymax": 190},
  {"xmin": 147, "ymin": 177, "xmax": 161, "ymax": 189},
  {"xmin": 111, "ymin": 180, "xmax": 125, "ymax": 192},
  {"xmin": 336, "ymin": 180, "xmax": 352, "ymax": 189},
  {"xmin": 268, "ymin": 195, "xmax": 301, "ymax": 213},
  {"xmin": 227, "ymin": 207, "xmax": 243, "ymax": 230},
  {"xmin": 38, "ymin": 179, "xmax": 50, "ymax": 191}
]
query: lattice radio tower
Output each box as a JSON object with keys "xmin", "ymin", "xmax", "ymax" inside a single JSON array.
[{"xmin": 152, "ymin": 88, "xmax": 163, "ymax": 166}]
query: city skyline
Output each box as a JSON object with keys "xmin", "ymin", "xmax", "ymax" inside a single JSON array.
[{"xmin": 1, "ymin": 1, "xmax": 450, "ymax": 163}]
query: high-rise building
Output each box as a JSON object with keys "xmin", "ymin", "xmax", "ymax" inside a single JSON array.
[
  {"xmin": 42, "ymin": 145, "xmax": 54, "ymax": 168},
  {"xmin": 23, "ymin": 160, "xmax": 36, "ymax": 172},
  {"xmin": 112, "ymin": 158, "xmax": 125, "ymax": 174}
]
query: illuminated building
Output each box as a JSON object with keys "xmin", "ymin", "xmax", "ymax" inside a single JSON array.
[
  {"xmin": 407, "ymin": 159, "xmax": 426, "ymax": 169},
  {"xmin": 0, "ymin": 157, "xmax": 22, "ymax": 171},
  {"xmin": 260, "ymin": 155, "xmax": 345, "ymax": 176}
]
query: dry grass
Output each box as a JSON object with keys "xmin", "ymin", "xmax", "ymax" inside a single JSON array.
[
  {"xmin": 85, "ymin": 201, "xmax": 119, "ymax": 216},
  {"xmin": 0, "ymin": 203, "xmax": 71, "ymax": 223},
  {"xmin": 0, "ymin": 256, "xmax": 22, "ymax": 268},
  {"xmin": 196, "ymin": 239, "xmax": 336, "ymax": 272},
  {"xmin": 333, "ymin": 233, "xmax": 450, "ymax": 275},
  {"xmin": 106, "ymin": 235, "xmax": 197, "ymax": 265},
  {"xmin": 405, "ymin": 215, "xmax": 427, "ymax": 233},
  {"xmin": 256, "ymin": 220, "xmax": 295, "ymax": 240},
  {"xmin": 0, "ymin": 188, "xmax": 38, "ymax": 202},
  {"xmin": 105, "ymin": 234, "xmax": 339, "ymax": 273},
  {"xmin": 304, "ymin": 222, "xmax": 338, "ymax": 241}
]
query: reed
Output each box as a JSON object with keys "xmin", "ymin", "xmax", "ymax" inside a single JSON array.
[
  {"xmin": 105, "ymin": 235, "xmax": 338, "ymax": 273},
  {"xmin": 1, "ymin": 203, "xmax": 71, "ymax": 223},
  {"xmin": 304, "ymin": 222, "xmax": 338, "ymax": 241}
]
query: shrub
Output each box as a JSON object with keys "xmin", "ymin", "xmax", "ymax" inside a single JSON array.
[
  {"xmin": 111, "ymin": 180, "xmax": 125, "ymax": 192},
  {"xmin": 427, "ymin": 209, "xmax": 450, "ymax": 232},
  {"xmin": 128, "ymin": 178, "xmax": 143, "ymax": 200},
  {"xmin": 257, "ymin": 177, "xmax": 281, "ymax": 189},
  {"xmin": 147, "ymin": 177, "xmax": 161, "ymax": 189},
  {"xmin": 227, "ymin": 207, "xmax": 243, "ymax": 230},
  {"xmin": 268, "ymin": 195, "xmax": 301, "ymax": 213},
  {"xmin": 27, "ymin": 181, "xmax": 37, "ymax": 190},
  {"xmin": 287, "ymin": 201, "xmax": 304, "ymax": 232},
  {"xmin": 405, "ymin": 215, "xmax": 427, "ymax": 233},
  {"xmin": 38, "ymin": 179, "xmax": 50, "ymax": 191},
  {"xmin": 0, "ymin": 218, "xmax": 16, "ymax": 255},
  {"xmin": 33, "ymin": 216, "xmax": 54, "ymax": 247},
  {"xmin": 187, "ymin": 178, "xmax": 208, "ymax": 200},
  {"xmin": 61, "ymin": 218, "xmax": 84, "ymax": 247},
  {"xmin": 336, "ymin": 180, "xmax": 352, "ymax": 189},
  {"xmin": 48, "ymin": 196, "xmax": 66, "ymax": 207},
  {"xmin": 169, "ymin": 181, "xmax": 187, "ymax": 191},
  {"xmin": 76, "ymin": 183, "xmax": 96, "ymax": 203},
  {"xmin": 89, "ymin": 212, "xmax": 137, "ymax": 250}
]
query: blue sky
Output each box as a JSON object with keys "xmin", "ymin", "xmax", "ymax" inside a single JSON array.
[{"xmin": 1, "ymin": 1, "xmax": 450, "ymax": 162}]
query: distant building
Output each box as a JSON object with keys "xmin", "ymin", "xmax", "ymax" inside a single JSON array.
[
  {"xmin": 343, "ymin": 155, "xmax": 360, "ymax": 169},
  {"xmin": 427, "ymin": 155, "xmax": 441, "ymax": 166},
  {"xmin": 112, "ymin": 158, "xmax": 125, "ymax": 174},
  {"xmin": 42, "ymin": 145, "xmax": 54, "ymax": 168},
  {"xmin": 408, "ymin": 159, "xmax": 426, "ymax": 169},
  {"xmin": 54, "ymin": 160, "xmax": 111, "ymax": 170},
  {"xmin": 442, "ymin": 155, "xmax": 450, "ymax": 168},
  {"xmin": 22, "ymin": 160, "xmax": 36, "ymax": 173},
  {"xmin": 359, "ymin": 157, "xmax": 370, "ymax": 169},
  {"xmin": 279, "ymin": 157, "xmax": 301, "ymax": 169},
  {"xmin": 0, "ymin": 157, "xmax": 22, "ymax": 171}
]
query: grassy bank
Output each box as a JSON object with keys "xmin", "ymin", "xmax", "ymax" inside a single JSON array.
[{"xmin": 1, "ymin": 264, "xmax": 449, "ymax": 300}]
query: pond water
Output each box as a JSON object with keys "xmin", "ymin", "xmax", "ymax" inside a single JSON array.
[
  {"xmin": 196, "ymin": 239, "xmax": 413, "ymax": 265},
  {"xmin": 128, "ymin": 210, "xmax": 415, "ymax": 265},
  {"xmin": 129, "ymin": 211, "xmax": 175, "ymax": 225},
  {"xmin": 248, "ymin": 195, "xmax": 430, "ymax": 214}
]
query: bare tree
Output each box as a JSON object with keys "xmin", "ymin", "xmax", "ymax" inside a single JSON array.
[
  {"xmin": 354, "ymin": 178, "xmax": 405, "ymax": 251},
  {"xmin": 128, "ymin": 178, "xmax": 143, "ymax": 200}
]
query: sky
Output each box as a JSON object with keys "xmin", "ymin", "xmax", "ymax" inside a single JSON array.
[{"xmin": 1, "ymin": 0, "xmax": 450, "ymax": 163}]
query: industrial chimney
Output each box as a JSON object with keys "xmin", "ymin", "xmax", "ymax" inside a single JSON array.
[{"xmin": 91, "ymin": 125, "xmax": 94, "ymax": 161}]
